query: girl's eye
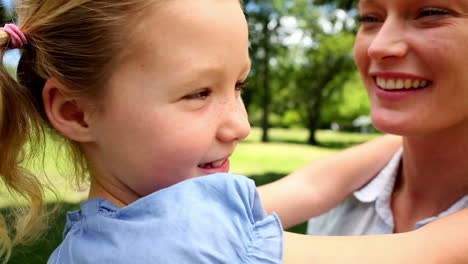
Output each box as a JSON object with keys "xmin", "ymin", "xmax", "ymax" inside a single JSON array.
[
  {"xmin": 417, "ymin": 7, "xmax": 452, "ymax": 18},
  {"xmin": 235, "ymin": 81, "xmax": 248, "ymax": 93},
  {"xmin": 183, "ymin": 89, "xmax": 211, "ymax": 100}
]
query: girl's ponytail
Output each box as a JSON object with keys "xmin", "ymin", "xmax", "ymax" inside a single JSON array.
[
  {"xmin": 0, "ymin": 28, "xmax": 47, "ymax": 263},
  {"xmin": 0, "ymin": 0, "xmax": 161, "ymax": 262}
]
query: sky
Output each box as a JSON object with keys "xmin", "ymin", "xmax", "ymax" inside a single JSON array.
[
  {"xmin": 1, "ymin": 0, "xmax": 17, "ymax": 68},
  {"xmin": 1, "ymin": 0, "xmax": 13, "ymax": 12},
  {"xmin": 1, "ymin": 0, "xmax": 18, "ymax": 68}
]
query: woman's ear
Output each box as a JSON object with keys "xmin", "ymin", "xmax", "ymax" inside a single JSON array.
[{"xmin": 42, "ymin": 79, "xmax": 94, "ymax": 142}]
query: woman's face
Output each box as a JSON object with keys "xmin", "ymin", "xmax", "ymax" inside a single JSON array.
[{"xmin": 355, "ymin": 0, "xmax": 468, "ymax": 136}]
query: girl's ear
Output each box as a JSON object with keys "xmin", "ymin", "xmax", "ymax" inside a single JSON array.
[{"xmin": 42, "ymin": 79, "xmax": 94, "ymax": 142}]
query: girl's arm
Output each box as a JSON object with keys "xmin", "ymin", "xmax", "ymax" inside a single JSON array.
[
  {"xmin": 258, "ymin": 135, "xmax": 402, "ymax": 228},
  {"xmin": 283, "ymin": 208, "xmax": 468, "ymax": 263}
]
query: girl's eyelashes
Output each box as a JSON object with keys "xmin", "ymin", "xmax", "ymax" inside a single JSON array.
[
  {"xmin": 182, "ymin": 81, "xmax": 247, "ymax": 100},
  {"xmin": 183, "ymin": 89, "xmax": 211, "ymax": 100},
  {"xmin": 235, "ymin": 81, "xmax": 248, "ymax": 93}
]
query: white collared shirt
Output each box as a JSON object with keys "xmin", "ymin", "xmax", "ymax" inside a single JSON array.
[{"xmin": 307, "ymin": 149, "xmax": 468, "ymax": 235}]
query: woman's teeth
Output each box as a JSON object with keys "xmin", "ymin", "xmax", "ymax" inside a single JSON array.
[
  {"xmin": 376, "ymin": 77, "xmax": 430, "ymax": 90},
  {"xmin": 198, "ymin": 159, "xmax": 225, "ymax": 169}
]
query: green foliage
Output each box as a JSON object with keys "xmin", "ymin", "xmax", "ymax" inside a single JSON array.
[
  {"xmin": 248, "ymin": 108, "xmax": 303, "ymax": 128},
  {"xmin": 281, "ymin": 110, "xmax": 302, "ymax": 128},
  {"xmin": 244, "ymin": 0, "xmax": 366, "ymax": 144},
  {"xmin": 321, "ymin": 72, "xmax": 371, "ymax": 129}
]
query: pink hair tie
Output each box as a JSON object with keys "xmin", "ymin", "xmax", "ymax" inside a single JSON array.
[{"xmin": 1, "ymin": 23, "xmax": 27, "ymax": 49}]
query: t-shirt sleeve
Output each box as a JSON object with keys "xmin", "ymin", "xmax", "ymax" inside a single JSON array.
[{"xmin": 48, "ymin": 173, "xmax": 283, "ymax": 264}]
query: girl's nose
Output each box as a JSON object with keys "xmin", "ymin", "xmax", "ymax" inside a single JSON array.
[
  {"xmin": 217, "ymin": 99, "xmax": 250, "ymax": 143},
  {"xmin": 367, "ymin": 18, "xmax": 409, "ymax": 61}
]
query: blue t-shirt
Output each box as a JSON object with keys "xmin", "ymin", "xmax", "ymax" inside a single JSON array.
[{"xmin": 48, "ymin": 173, "xmax": 283, "ymax": 263}]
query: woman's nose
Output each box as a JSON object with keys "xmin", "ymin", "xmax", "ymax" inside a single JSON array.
[{"xmin": 367, "ymin": 18, "xmax": 409, "ymax": 61}]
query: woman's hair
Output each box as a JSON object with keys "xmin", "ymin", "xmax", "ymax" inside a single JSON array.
[{"xmin": 0, "ymin": 0, "xmax": 156, "ymax": 261}]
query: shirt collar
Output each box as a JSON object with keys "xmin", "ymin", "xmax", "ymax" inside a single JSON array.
[
  {"xmin": 353, "ymin": 148, "xmax": 403, "ymax": 203},
  {"xmin": 415, "ymin": 195, "xmax": 468, "ymax": 228}
]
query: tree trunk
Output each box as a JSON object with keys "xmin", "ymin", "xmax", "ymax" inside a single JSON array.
[
  {"xmin": 261, "ymin": 18, "xmax": 271, "ymax": 143},
  {"xmin": 307, "ymin": 86, "xmax": 324, "ymax": 145},
  {"xmin": 307, "ymin": 121, "xmax": 318, "ymax": 145},
  {"xmin": 307, "ymin": 106, "xmax": 320, "ymax": 145}
]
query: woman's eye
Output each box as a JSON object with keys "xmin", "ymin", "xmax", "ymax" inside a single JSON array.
[
  {"xmin": 358, "ymin": 15, "xmax": 381, "ymax": 24},
  {"xmin": 417, "ymin": 7, "xmax": 451, "ymax": 18},
  {"xmin": 183, "ymin": 89, "xmax": 211, "ymax": 100}
]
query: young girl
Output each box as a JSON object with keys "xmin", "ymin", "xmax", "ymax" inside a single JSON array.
[{"xmin": 0, "ymin": 0, "xmax": 465, "ymax": 263}]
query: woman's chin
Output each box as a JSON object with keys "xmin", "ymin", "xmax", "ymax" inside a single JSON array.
[{"xmin": 371, "ymin": 115, "xmax": 412, "ymax": 136}]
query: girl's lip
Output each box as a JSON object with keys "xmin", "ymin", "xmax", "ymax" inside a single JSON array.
[{"xmin": 198, "ymin": 158, "xmax": 230, "ymax": 174}]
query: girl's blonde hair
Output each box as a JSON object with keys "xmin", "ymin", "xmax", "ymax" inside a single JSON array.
[{"xmin": 0, "ymin": 0, "xmax": 155, "ymax": 261}]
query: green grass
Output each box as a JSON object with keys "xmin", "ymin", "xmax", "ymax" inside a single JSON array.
[
  {"xmin": 231, "ymin": 128, "xmax": 380, "ymax": 176},
  {"xmin": 4, "ymin": 128, "xmax": 380, "ymax": 263}
]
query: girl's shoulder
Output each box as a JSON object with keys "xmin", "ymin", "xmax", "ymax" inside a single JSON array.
[{"xmin": 48, "ymin": 173, "xmax": 283, "ymax": 264}]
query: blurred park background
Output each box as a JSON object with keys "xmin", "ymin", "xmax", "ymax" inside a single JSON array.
[{"xmin": 0, "ymin": 0, "xmax": 382, "ymax": 263}]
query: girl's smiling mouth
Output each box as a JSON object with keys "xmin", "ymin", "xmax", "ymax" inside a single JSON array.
[{"xmin": 198, "ymin": 158, "xmax": 230, "ymax": 173}]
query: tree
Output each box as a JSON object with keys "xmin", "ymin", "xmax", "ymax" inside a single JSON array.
[
  {"xmin": 296, "ymin": 32, "xmax": 355, "ymax": 144},
  {"xmin": 245, "ymin": 0, "xmax": 363, "ymax": 144},
  {"xmin": 244, "ymin": 0, "xmax": 283, "ymax": 142},
  {"xmin": 276, "ymin": 2, "xmax": 357, "ymax": 144}
]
